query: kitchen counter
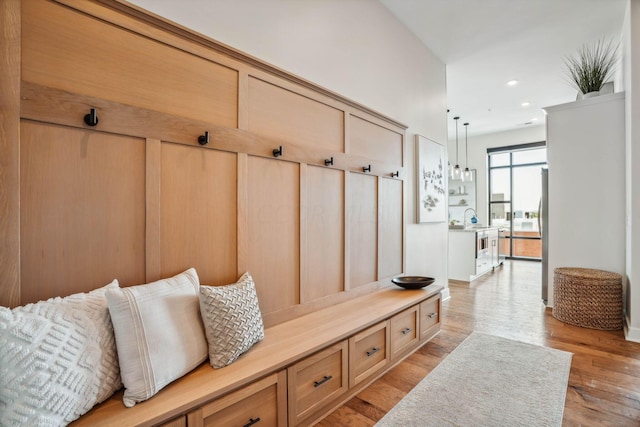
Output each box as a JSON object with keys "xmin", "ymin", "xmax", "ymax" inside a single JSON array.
[
  {"xmin": 448, "ymin": 226, "xmax": 502, "ymax": 232},
  {"xmin": 448, "ymin": 227, "xmax": 502, "ymax": 281}
]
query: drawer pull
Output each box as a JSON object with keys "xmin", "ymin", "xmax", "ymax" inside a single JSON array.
[
  {"xmin": 313, "ymin": 375, "xmax": 333, "ymax": 388},
  {"xmin": 243, "ymin": 417, "xmax": 261, "ymax": 427},
  {"xmin": 366, "ymin": 347, "xmax": 380, "ymax": 357},
  {"xmin": 401, "ymin": 327, "xmax": 413, "ymax": 335},
  {"xmin": 428, "ymin": 312, "xmax": 437, "ymax": 319}
]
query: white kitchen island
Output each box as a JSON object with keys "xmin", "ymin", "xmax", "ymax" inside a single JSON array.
[{"xmin": 448, "ymin": 227, "xmax": 502, "ymax": 282}]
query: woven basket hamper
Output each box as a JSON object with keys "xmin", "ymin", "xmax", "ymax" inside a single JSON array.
[{"xmin": 552, "ymin": 267, "xmax": 622, "ymax": 330}]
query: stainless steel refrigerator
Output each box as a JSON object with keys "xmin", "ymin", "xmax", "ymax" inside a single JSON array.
[{"xmin": 540, "ymin": 167, "xmax": 549, "ymax": 304}]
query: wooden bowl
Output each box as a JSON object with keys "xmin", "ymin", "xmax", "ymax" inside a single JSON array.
[{"xmin": 391, "ymin": 276, "xmax": 435, "ymax": 289}]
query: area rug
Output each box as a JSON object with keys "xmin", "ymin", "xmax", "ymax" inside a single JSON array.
[{"xmin": 375, "ymin": 332, "xmax": 572, "ymax": 427}]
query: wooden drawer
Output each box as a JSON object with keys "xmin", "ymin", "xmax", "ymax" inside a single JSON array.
[
  {"xmin": 288, "ymin": 341, "xmax": 348, "ymax": 425},
  {"xmin": 349, "ymin": 320, "xmax": 390, "ymax": 387},
  {"xmin": 157, "ymin": 416, "xmax": 186, "ymax": 427},
  {"xmin": 187, "ymin": 371, "xmax": 286, "ymax": 427},
  {"xmin": 390, "ymin": 305, "xmax": 419, "ymax": 360},
  {"xmin": 420, "ymin": 294, "xmax": 441, "ymax": 341}
]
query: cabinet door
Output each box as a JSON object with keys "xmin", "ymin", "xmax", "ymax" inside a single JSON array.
[
  {"xmin": 390, "ymin": 305, "xmax": 419, "ymax": 360},
  {"xmin": 349, "ymin": 320, "xmax": 390, "ymax": 387},
  {"xmin": 187, "ymin": 371, "xmax": 286, "ymax": 427},
  {"xmin": 288, "ymin": 341, "xmax": 348, "ymax": 425}
]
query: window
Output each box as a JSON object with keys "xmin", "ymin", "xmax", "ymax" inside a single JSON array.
[{"xmin": 488, "ymin": 142, "xmax": 547, "ymax": 260}]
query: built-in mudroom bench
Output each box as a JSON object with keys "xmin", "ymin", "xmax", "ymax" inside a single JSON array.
[
  {"xmin": 0, "ymin": 1, "xmax": 444, "ymax": 425},
  {"xmin": 72, "ymin": 286, "xmax": 441, "ymax": 426}
]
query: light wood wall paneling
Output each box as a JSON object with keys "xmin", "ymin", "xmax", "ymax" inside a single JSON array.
[
  {"xmin": 238, "ymin": 70, "xmax": 250, "ymax": 131},
  {"xmin": 160, "ymin": 143, "xmax": 238, "ymax": 285},
  {"xmin": 300, "ymin": 164, "xmax": 309, "ymax": 304},
  {"xmin": 21, "ymin": 83, "xmax": 395, "ymax": 176},
  {"xmin": 58, "ymin": 0, "xmax": 407, "ymax": 133},
  {"xmin": 348, "ymin": 172, "xmax": 378, "ymax": 289},
  {"xmin": 349, "ymin": 115, "xmax": 404, "ymax": 166},
  {"xmin": 237, "ymin": 153, "xmax": 249, "ymax": 277},
  {"xmin": 145, "ymin": 138, "xmax": 162, "ymax": 282},
  {"xmin": 20, "ymin": 121, "xmax": 146, "ymax": 303},
  {"xmin": 0, "ymin": 0, "xmax": 21, "ymax": 308},
  {"xmin": 301, "ymin": 165, "xmax": 345, "ymax": 303},
  {"xmin": 378, "ymin": 177, "xmax": 404, "ymax": 280},
  {"xmin": 247, "ymin": 156, "xmax": 300, "ymax": 317},
  {"xmin": 22, "ymin": 0, "xmax": 238, "ymax": 128},
  {"xmin": 247, "ymin": 76, "xmax": 344, "ymax": 152}
]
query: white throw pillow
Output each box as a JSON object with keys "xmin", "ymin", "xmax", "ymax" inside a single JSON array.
[
  {"xmin": 106, "ymin": 268, "xmax": 208, "ymax": 407},
  {"xmin": 0, "ymin": 281, "xmax": 122, "ymax": 426},
  {"xmin": 199, "ymin": 272, "xmax": 265, "ymax": 368}
]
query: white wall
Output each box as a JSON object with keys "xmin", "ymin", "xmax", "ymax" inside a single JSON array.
[
  {"xmin": 128, "ymin": 0, "xmax": 450, "ymax": 294},
  {"xmin": 447, "ymin": 125, "xmax": 546, "ymax": 225},
  {"xmin": 623, "ymin": 0, "xmax": 640, "ymax": 341}
]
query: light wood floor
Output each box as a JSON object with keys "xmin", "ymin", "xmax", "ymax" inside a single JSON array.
[{"xmin": 317, "ymin": 260, "xmax": 640, "ymax": 426}]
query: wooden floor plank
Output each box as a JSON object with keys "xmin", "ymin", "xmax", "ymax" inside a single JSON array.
[{"xmin": 318, "ymin": 260, "xmax": 640, "ymax": 426}]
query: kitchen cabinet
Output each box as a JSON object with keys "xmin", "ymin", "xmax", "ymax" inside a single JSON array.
[{"xmin": 448, "ymin": 227, "xmax": 501, "ymax": 282}]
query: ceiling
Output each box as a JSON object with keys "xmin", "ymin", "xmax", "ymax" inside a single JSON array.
[{"xmin": 380, "ymin": 0, "xmax": 628, "ymax": 137}]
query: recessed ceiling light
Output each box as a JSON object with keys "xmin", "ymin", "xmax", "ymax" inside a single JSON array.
[
  {"xmin": 507, "ymin": 80, "xmax": 518, "ymax": 86},
  {"xmin": 521, "ymin": 101, "xmax": 531, "ymax": 107}
]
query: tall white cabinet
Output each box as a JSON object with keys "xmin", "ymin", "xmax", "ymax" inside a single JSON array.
[{"xmin": 543, "ymin": 92, "xmax": 625, "ymax": 306}]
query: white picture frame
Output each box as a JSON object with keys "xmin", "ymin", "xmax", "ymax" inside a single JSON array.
[{"xmin": 416, "ymin": 135, "xmax": 446, "ymax": 223}]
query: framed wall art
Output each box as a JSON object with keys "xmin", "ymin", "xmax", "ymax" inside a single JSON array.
[{"xmin": 416, "ymin": 135, "xmax": 446, "ymax": 223}]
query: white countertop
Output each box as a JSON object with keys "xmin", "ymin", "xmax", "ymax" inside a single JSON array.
[{"xmin": 448, "ymin": 226, "xmax": 503, "ymax": 232}]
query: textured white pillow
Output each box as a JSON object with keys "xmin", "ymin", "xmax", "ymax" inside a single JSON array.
[
  {"xmin": 199, "ymin": 272, "xmax": 265, "ymax": 368},
  {"xmin": 106, "ymin": 268, "xmax": 208, "ymax": 407},
  {"xmin": 0, "ymin": 281, "xmax": 122, "ymax": 426}
]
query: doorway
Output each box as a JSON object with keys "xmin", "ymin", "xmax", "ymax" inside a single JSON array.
[{"xmin": 487, "ymin": 142, "xmax": 547, "ymax": 261}]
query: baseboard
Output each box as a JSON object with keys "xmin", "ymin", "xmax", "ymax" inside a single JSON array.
[
  {"xmin": 441, "ymin": 287, "xmax": 451, "ymax": 301},
  {"xmin": 624, "ymin": 313, "xmax": 640, "ymax": 342}
]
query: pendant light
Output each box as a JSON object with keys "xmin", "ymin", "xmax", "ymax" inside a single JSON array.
[
  {"xmin": 451, "ymin": 116, "xmax": 462, "ymax": 180},
  {"xmin": 463, "ymin": 122, "xmax": 473, "ymax": 182}
]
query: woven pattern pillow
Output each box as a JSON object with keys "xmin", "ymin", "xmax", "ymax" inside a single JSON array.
[
  {"xmin": 0, "ymin": 281, "xmax": 122, "ymax": 426},
  {"xmin": 106, "ymin": 268, "xmax": 208, "ymax": 407},
  {"xmin": 200, "ymin": 272, "xmax": 264, "ymax": 368}
]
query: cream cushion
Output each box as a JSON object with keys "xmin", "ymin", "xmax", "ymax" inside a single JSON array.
[
  {"xmin": 106, "ymin": 268, "xmax": 207, "ymax": 407},
  {"xmin": 199, "ymin": 272, "xmax": 264, "ymax": 368},
  {"xmin": 0, "ymin": 281, "xmax": 121, "ymax": 426}
]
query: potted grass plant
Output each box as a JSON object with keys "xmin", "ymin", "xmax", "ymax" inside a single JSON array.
[{"xmin": 564, "ymin": 39, "xmax": 619, "ymax": 99}]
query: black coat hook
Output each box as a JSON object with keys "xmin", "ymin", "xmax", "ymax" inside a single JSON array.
[
  {"xmin": 363, "ymin": 165, "xmax": 371, "ymax": 173},
  {"xmin": 273, "ymin": 146, "xmax": 283, "ymax": 157},
  {"xmin": 391, "ymin": 171, "xmax": 399, "ymax": 178},
  {"xmin": 83, "ymin": 108, "xmax": 98, "ymax": 126},
  {"xmin": 325, "ymin": 157, "xmax": 334, "ymax": 166},
  {"xmin": 198, "ymin": 131, "xmax": 209, "ymax": 145}
]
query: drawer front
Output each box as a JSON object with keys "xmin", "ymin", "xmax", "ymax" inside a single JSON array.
[
  {"xmin": 390, "ymin": 305, "xmax": 419, "ymax": 360},
  {"xmin": 288, "ymin": 341, "xmax": 348, "ymax": 424},
  {"xmin": 349, "ymin": 320, "xmax": 390, "ymax": 387},
  {"xmin": 190, "ymin": 371, "xmax": 286, "ymax": 427},
  {"xmin": 157, "ymin": 417, "xmax": 186, "ymax": 427},
  {"xmin": 420, "ymin": 295, "xmax": 441, "ymax": 340}
]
